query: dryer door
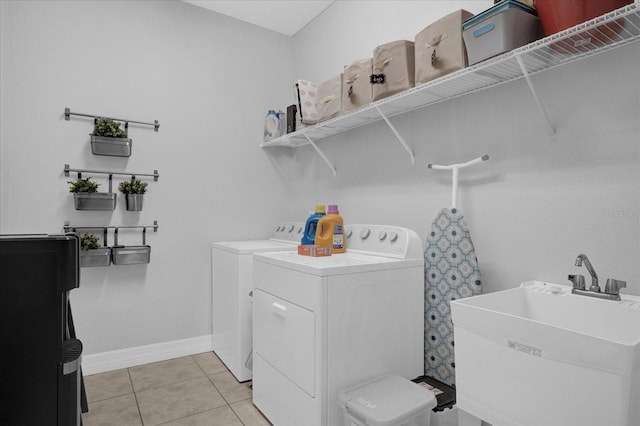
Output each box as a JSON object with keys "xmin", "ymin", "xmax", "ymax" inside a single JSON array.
[{"xmin": 254, "ymin": 289, "xmax": 316, "ymax": 397}]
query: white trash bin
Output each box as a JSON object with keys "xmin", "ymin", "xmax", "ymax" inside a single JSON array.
[{"xmin": 338, "ymin": 375, "xmax": 437, "ymax": 426}]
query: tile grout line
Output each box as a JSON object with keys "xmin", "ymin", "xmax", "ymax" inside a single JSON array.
[
  {"xmin": 84, "ymin": 353, "xmax": 264, "ymax": 426},
  {"xmin": 193, "ymin": 353, "xmax": 228, "ymax": 403},
  {"xmin": 127, "ymin": 367, "xmax": 145, "ymax": 426},
  {"xmin": 153, "ymin": 405, "xmax": 236, "ymax": 426},
  {"xmin": 130, "ymin": 356, "xmax": 211, "ymax": 394},
  {"xmin": 206, "ymin": 371, "xmax": 254, "ymax": 406},
  {"xmin": 196, "ymin": 353, "xmax": 250, "ymax": 426},
  {"xmin": 194, "ymin": 353, "xmax": 247, "ymax": 406},
  {"xmin": 139, "ymin": 354, "xmax": 243, "ymax": 426},
  {"xmin": 203, "ymin": 365, "xmax": 240, "ymax": 411},
  {"xmin": 228, "ymin": 401, "xmax": 248, "ymax": 426},
  {"xmin": 133, "ymin": 374, "xmax": 211, "ymax": 394},
  {"xmin": 134, "ymin": 363, "xmax": 215, "ymax": 425},
  {"xmin": 184, "ymin": 355, "xmax": 243, "ymax": 423}
]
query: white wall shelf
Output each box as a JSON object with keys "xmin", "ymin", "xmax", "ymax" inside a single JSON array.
[{"xmin": 261, "ymin": 3, "xmax": 640, "ymax": 173}]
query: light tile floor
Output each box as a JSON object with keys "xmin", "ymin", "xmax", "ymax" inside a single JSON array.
[{"xmin": 82, "ymin": 352, "xmax": 272, "ymax": 426}]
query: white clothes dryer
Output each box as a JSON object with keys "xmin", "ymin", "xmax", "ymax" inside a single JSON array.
[
  {"xmin": 211, "ymin": 222, "xmax": 304, "ymax": 382},
  {"xmin": 252, "ymin": 224, "xmax": 425, "ymax": 426}
]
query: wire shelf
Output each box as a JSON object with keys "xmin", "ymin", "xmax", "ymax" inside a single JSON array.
[{"xmin": 262, "ymin": 3, "xmax": 640, "ymax": 149}]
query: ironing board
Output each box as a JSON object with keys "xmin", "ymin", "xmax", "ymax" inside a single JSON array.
[
  {"xmin": 425, "ymin": 155, "xmax": 487, "ymax": 386},
  {"xmin": 424, "ymin": 207, "xmax": 481, "ymax": 385}
]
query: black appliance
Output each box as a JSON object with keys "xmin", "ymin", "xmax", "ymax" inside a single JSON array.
[{"xmin": 1, "ymin": 234, "xmax": 88, "ymax": 425}]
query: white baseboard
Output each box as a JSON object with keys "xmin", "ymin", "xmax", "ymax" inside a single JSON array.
[{"xmin": 82, "ymin": 334, "xmax": 214, "ymax": 375}]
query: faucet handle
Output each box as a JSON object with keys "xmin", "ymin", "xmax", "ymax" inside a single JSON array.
[
  {"xmin": 568, "ymin": 274, "xmax": 586, "ymax": 290},
  {"xmin": 604, "ymin": 279, "xmax": 626, "ymax": 296}
]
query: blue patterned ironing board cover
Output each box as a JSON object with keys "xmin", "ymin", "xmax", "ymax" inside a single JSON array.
[{"xmin": 424, "ymin": 207, "xmax": 482, "ymax": 386}]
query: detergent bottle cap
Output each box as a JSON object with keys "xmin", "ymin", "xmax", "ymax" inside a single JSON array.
[
  {"xmin": 327, "ymin": 204, "xmax": 339, "ymax": 214},
  {"xmin": 315, "ymin": 204, "xmax": 326, "ymax": 214}
]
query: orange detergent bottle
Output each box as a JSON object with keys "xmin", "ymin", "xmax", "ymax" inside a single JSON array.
[{"xmin": 315, "ymin": 204, "xmax": 346, "ymax": 254}]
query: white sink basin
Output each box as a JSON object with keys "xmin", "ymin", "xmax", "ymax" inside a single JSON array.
[{"xmin": 451, "ymin": 280, "xmax": 640, "ymax": 426}]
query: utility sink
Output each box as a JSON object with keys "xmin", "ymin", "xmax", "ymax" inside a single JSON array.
[{"xmin": 451, "ymin": 280, "xmax": 640, "ymax": 426}]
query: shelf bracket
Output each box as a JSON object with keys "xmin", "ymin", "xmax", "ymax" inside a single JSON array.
[
  {"xmin": 516, "ymin": 55, "xmax": 557, "ymax": 143},
  {"xmin": 375, "ymin": 105, "xmax": 415, "ymax": 164},
  {"xmin": 303, "ymin": 134, "xmax": 337, "ymax": 177}
]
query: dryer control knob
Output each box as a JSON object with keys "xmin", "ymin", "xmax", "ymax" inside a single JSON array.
[
  {"xmin": 288, "ymin": 225, "xmax": 295, "ymax": 232},
  {"xmin": 276, "ymin": 226, "xmax": 283, "ymax": 232},
  {"xmin": 378, "ymin": 231, "xmax": 387, "ymax": 241},
  {"xmin": 297, "ymin": 226, "xmax": 303, "ymax": 233},
  {"xmin": 389, "ymin": 232, "xmax": 399, "ymax": 242},
  {"xmin": 360, "ymin": 228, "xmax": 371, "ymax": 239},
  {"xmin": 346, "ymin": 229, "xmax": 353, "ymax": 239}
]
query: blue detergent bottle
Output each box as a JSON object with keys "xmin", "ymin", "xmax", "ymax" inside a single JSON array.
[{"xmin": 301, "ymin": 205, "xmax": 326, "ymax": 245}]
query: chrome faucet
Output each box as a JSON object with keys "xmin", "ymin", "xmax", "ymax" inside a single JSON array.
[
  {"xmin": 569, "ymin": 254, "xmax": 626, "ymax": 301},
  {"xmin": 575, "ymin": 254, "xmax": 599, "ymax": 292}
]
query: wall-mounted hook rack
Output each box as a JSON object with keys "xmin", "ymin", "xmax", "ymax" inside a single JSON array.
[
  {"xmin": 63, "ymin": 220, "xmax": 159, "ymax": 233},
  {"xmin": 64, "ymin": 107, "xmax": 160, "ymax": 132},
  {"xmin": 65, "ymin": 221, "xmax": 158, "ymax": 266},
  {"xmin": 64, "ymin": 164, "xmax": 159, "ymax": 181}
]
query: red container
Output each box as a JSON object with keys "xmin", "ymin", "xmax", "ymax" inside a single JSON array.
[{"xmin": 535, "ymin": 0, "xmax": 632, "ymax": 36}]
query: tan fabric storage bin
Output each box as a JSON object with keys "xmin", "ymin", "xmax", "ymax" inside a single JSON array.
[
  {"xmin": 317, "ymin": 73, "xmax": 343, "ymax": 122},
  {"xmin": 342, "ymin": 58, "xmax": 373, "ymax": 113},
  {"xmin": 415, "ymin": 9, "xmax": 474, "ymax": 85},
  {"xmin": 294, "ymin": 80, "xmax": 319, "ymax": 125},
  {"xmin": 371, "ymin": 40, "xmax": 415, "ymax": 101}
]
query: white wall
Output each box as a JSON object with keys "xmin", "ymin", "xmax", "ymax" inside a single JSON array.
[
  {"xmin": 285, "ymin": 1, "xmax": 640, "ymax": 295},
  {"xmin": 2, "ymin": 0, "xmax": 639, "ymax": 360},
  {"xmin": 0, "ymin": 0, "xmax": 293, "ymax": 354}
]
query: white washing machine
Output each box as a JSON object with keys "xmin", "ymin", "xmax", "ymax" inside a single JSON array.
[
  {"xmin": 211, "ymin": 222, "xmax": 304, "ymax": 382},
  {"xmin": 252, "ymin": 224, "xmax": 425, "ymax": 426}
]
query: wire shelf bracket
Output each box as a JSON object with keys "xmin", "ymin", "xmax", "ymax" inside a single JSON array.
[
  {"xmin": 303, "ymin": 133, "xmax": 337, "ymax": 177},
  {"xmin": 515, "ymin": 55, "xmax": 557, "ymax": 143},
  {"xmin": 375, "ymin": 105, "xmax": 415, "ymax": 164}
]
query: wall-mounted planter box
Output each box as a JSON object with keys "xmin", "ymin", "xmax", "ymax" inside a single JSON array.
[
  {"xmin": 112, "ymin": 245, "xmax": 151, "ymax": 265},
  {"xmin": 91, "ymin": 135, "xmax": 132, "ymax": 157},
  {"xmin": 73, "ymin": 192, "xmax": 117, "ymax": 211},
  {"xmin": 80, "ymin": 247, "xmax": 112, "ymax": 267},
  {"xmin": 125, "ymin": 194, "xmax": 144, "ymax": 211}
]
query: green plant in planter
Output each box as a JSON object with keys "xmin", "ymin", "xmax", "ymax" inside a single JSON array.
[
  {"xmin": 68, "ymin": 177, "xmax": 99, "ymax": 193},
  {"xmin": 118, "ymin": 179, "xmax": 148, "ymax": 195},
  {"xmin": 92, "ymin": 118, "xmax": 127, "ymax": 138},
  {"xmin": 80, "ymin": 233, "xmax": 100, "ymax": 251}
]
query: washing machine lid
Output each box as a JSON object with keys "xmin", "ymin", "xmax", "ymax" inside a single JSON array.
[
  {"xmin": 211, "ymin": 239, "xmax": 298, "ymax": 254},
  {"xmin": 211, "ymin": 222, "xmax": 304, "ymax": 254},
  {"xmin": 253, "ymin": 251, "xmax": 423, "ymax": 276}
]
